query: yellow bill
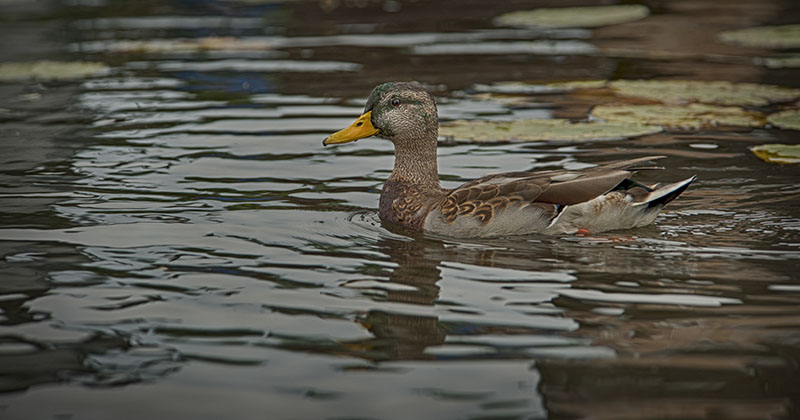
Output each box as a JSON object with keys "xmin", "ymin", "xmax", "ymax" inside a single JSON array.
[{"xmin": 323, "ymin": 111, "xmax": 379, "ymax": 146}]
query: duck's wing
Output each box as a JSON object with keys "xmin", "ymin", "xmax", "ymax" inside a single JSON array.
[
  {"xmin": 535, "ymin": 155, "xmax": 668, "ymax": 205},
  {"xmin": 436, "ymin": 171, "xmax": 551, "ymax": 225},
  {"xmin": 425, "ymin": 156, "xmax": 673, "ymax": 236}
]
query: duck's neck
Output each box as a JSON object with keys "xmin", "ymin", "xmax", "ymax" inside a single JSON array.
[{"xmin": 388, "ymin": 133, "xmax": 440, "ymax": 188}]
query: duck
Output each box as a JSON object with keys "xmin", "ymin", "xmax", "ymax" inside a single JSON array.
[{"xmin": 323, "ymin": 81, "xmax": 695, "ymax": 238}]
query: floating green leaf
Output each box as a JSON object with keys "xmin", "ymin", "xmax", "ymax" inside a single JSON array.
[
  {"xmin": 718, "ymin": 24, "xmax": 800, "ymax": 49},
  {"xmin": 471, "ymin": 81, "xmax": 570, "ymax": 95},
  {"xmin": 471, "ymin": 80, "xmax": 608, "ymax": 95},
  {"xmin": 0, "ymin": 61, "xmax": 109, "ymax": 81},
  {"xmin": 608, "ymin": 80, "xmax": 800, "ymax": 106},
  {"xmin": 438, "ymin": 118, "xmax": 661, "ymax": 143},
  {"xmin": 591, "ymin": 103, "xmax": 764, "ymax": 129},
  {"xmin": 457, "ymin": 93, "xmax": 540, "ymax": 108},
  {"xmin": 546, "ymin": 80, "xmax": 608, "ymax": 90},
  {"xmin": 412, "ymin": 40, "xmax": 597, "ymax": 56},
  {"xmin": 768, "ymin": 110, "xmax": 800, "ymax": 131},
  {"xmin": 495, "ymin": 5, "xmax": 649, "ymax": 28},
  {"xmin": 472, "ymin": 79, "xmax": 800, "ymax": 107},
  {"xmin": 750, "ymin": 144, "xmax": 800, "ymax": 164}
]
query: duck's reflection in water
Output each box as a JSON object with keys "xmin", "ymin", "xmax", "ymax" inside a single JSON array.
[
  {"xmin": 354, "ymin": 235, "xmax": 447, "ymax": 360},
  {"xmin": 349, "ymin": 231, "xmax": 574, "ymax": 362},
  {"xmin": 348, "ymin": 228, "xmax": 800, "ymax": 418}
]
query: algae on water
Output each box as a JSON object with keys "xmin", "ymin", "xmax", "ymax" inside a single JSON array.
[
  {"xmin": 470, "ymin": 79, "xmax": 800, "ymax": 107},
  {"xmin": 591, "ymin": 103, "xmax": 765, "ymax": 129},
  {"xmin": 607, "ymin": 80, "xmax": 800, "ymax": 107},
  {"xmin": 471, "ymin": 80, "xmax": 607, "ymax": 95},
  {"xmin": 0, "ymin": 61, "xmax": 109, "ymax": 81},
  {"xmin": 439, "ymin": 118, "xmax": 661, "ymax": 143},
  {"xmin": 495, "ymin": 5, "xmax": 649, "ymax": 29},
  {"xmin": 718, "ymin": 24, "xmax": 800, "ymax": 49}
]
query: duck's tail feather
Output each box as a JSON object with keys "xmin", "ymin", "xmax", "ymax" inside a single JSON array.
[{"xmin": 633, "ymin": 176, "xmax": 696, "ymax": 208}]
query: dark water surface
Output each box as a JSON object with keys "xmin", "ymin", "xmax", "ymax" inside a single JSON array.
[{"xmin": 1, "ymin": 1, "xmax": 799, "ymax": 419}]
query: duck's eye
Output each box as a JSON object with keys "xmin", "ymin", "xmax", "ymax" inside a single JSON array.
[{"xmin": 391, "ymin": 98, "xmax": 401, "ymax": 107}]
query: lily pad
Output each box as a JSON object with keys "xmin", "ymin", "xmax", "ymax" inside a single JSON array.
[
  {"xmin": 471, "ymin": 79, "xmax": 800, "ymax": 107},
  {"xmin": 412, "ymin": 40, "xmax": 597, "ymax": 56},
  {"xmin": 472, "ymin": 80, "xmax": 608, "ymax": 95},
  {"xmin": 495, "ymin": 5, "xmax": 649, "ymax": 28},
  {"xmin": 438, "ymin": 118, "xmax": 661, "ymax": 143},
  {"xmin": 591, "ymin": 103, "xmax": 764, "ymax": 129},
  {"xmin": 608, "ymin": 80, "xmax": 800, "ymax": 107},
  {"xmin": 453, "ymin": 92, "xmax": 541, "ymax": 108},
  {"xmin": 750, "ymin": 144, "xmax": 800, "ymax": 164},
  {"xmin": 0, "ymin": 61, "xmax": 109, "ymax": 81},
  {"xmin": 768, "ymin": 109, "xmax": 800, "ymax": 131},
  {"xmin": 718, "ymin": 24, "xmax": 800, "ymax": 49},
  {"xmin": 471, "ymin": 81, "xmax": 567, "ymax": 95},
  {"xmin": 546, "ymin": 80, "xmax": 609, "ymax": 90}
]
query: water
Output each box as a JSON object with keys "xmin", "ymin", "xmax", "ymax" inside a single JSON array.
[{"xmin": 1, "ymin": 1, "xmax": 799, "ymax": 419}]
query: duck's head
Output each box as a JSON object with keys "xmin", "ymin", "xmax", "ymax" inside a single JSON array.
[{"xmin": 323, "ymin": 81, "xmax": 438, "ymax": 147}]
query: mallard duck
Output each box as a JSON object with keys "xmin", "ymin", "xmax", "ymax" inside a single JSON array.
[{"xmin": 323, "ymin": 81, "xmax": 694, "ymax": 238}]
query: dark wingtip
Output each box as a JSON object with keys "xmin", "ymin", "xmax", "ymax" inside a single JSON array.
[{"xmin": 646, "ymin": 176, "xmax": 696, "ymax": 208}]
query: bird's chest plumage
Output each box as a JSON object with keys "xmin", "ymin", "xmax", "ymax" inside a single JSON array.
[{"xmin": 379, "ymin": 180, "xmax": 440, "ymax": 231}]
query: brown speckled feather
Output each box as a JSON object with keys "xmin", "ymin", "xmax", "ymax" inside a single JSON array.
[
  {"xmin": 439, "ymin": 175, "xmax": 547, "ymax": 225},
  {"xmin": 380, "ymin": 179, "xmax": 443, "ymax": 230}
]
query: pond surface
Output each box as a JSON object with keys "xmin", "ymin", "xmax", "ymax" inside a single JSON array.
[{"xmin": 1, "ymin": 1, "xmax": 799, "ymax": 419}]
